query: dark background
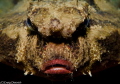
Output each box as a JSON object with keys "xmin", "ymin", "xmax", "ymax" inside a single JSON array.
[{"xmin": 0, "ymin": 63, "xmax": 120, "ymax": 84}]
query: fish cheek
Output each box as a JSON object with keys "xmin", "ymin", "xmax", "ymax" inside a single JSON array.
[{"xmin": 0, "ymin": 32, "xmax": 18, "ymax": 65}]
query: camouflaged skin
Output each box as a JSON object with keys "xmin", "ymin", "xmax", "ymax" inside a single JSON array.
[{"xmin": 0, "ymin": 0, "xmax": 120, "ymax": 81}]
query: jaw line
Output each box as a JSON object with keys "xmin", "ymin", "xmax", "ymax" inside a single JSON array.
[{"xmin": 41, "ymin": 59, "xmax": 74, "ymax": 74}]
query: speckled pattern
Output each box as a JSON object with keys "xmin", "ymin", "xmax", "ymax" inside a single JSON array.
[{"xmin": 0, "ymin": 0, "xmax": 120, "ymax": 81}]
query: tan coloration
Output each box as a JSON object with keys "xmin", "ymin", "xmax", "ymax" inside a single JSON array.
[
  {"xmin": 16, "ymin": 34, "xmax": 42, "ymax": 75},
  {"xmin": 0, "ymin": 0, "xmax": 120, "ymax": 81},
  {"xmin": 16, "ymin": 35, "xmax": 90, "ymax": 75},
  {"xmin": 41, "ymin": 40, "xmax": 89, "ymax": 70},
  {"xmin": 28, "ymin": 0, "xmax": 88, "ymax": 37}
]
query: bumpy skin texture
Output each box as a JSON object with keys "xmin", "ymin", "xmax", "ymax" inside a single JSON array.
[{"xmin": 0, "ymin": 0, "xmax": 120, "ymax": 81}]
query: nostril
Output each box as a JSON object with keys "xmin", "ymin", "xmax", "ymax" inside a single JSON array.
[
  {"xmin": 51, "ymin": 18, "xmax": 60, "ymax": 27},
  {"xmin": 50, "ymin": 18, "xmax": 62, "ymax": 32}
]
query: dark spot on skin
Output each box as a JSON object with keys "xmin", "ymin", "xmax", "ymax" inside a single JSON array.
[
  {"xmin": 98, "ymin": 31, "xmax": 120, "ymax": 60},
  {"xmin": 0, "ymin": 32, "xmax": 18, "ymax": 62},
  {"xmin": 63, "ymin": 7, "xmax": 80, "ymax": 14}
]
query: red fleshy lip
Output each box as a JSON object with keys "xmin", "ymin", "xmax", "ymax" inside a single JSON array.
[{"xmin": 42, "ymin": 59, "xmax": 74, "ymax": 74}]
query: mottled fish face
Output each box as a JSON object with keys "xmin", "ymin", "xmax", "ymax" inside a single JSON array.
[
  {"xmin": 27, "ymin": 0, "xmax": 88, "ymax": 37},
  {"xmin": 0, "ymin": 0, "xmax": 120, "ymax": 81},
  {"xmin": 17, "ymin": 0, "xmax": 91, "ymax": 81}
]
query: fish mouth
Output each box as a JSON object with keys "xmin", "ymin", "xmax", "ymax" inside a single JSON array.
[{"xmin": 42, "ymin": 59, "xmax": 74, "ymax": 74}]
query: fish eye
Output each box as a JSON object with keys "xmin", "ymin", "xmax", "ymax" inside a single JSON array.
[{"xmin": 25, "ymin": 18, "xmax": 38, "ymax": 33}]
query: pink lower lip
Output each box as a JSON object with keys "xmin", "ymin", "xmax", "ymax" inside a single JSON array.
[
  {"xmin": 44, "ymin": 67, "xmax": 72, "ymax": 74},
  {"xmin": 42, "ymin": 59, "xmax": 73, "ymax": 74}
]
